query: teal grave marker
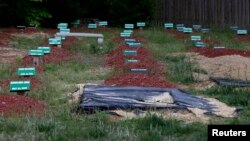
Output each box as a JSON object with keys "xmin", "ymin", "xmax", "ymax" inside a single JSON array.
[
  {"xmin": 195, "ymin": 42, "xmax": 206, "ymax": 47},
  {"xmin": 130, "ymin": 68, "xmax": 148, "ymax": 74},
  {"xmin": 127, "ymin": 42, "xmax": 141, "ymax": 47},
  {"xmin": 164, "ymin": 23, "xmax": 174, "ymax": 29},
  {"xmin": 125, "ymin": 59, "xmax": 140, "ymax": 63},
  {"xmin": 124, "ymin": 30, "xmax": 133, "ymax": 34},
  {"xmin": 123, "ymin": 50, "xmax": 137, "ymax": 55},
  {"xmin": 191, "ymin": 36, "xmax": 201, "ymax": 41},
  {"xmin": 124, "ymin": 39, "xmax": 136, "ymax": 44},
  {"xmin": 201, "ymin": 28, "xmax": 210, "ymax": 33},
  {"xmin": 28, "ymin": 50, "xmax": 44, "ymax": 56},
  {"xmin": 176, "ymin": 24, "xmax": 184, "ymax": 31},
  {"xmin": 237, "ymin": 30, "xmax": 247, "ymax": 35},
  {"xmin": 59, "ymin": 28, "xmax": 70, "ymax": 40},
  {"xmin": 57, "ymin": 23, "xmax": 68, "ymax": 29},
  {"xmin": 125, "ymin": 24, "xmax": 134, "ymax": 29},
  {"xmin": 99, "ymin": 21, "xmax": 108, "ymax": 26},
  {"xmin": 120, "ymin": 32, "xmax": 131, "ymax": 37},
  {"xmin": 10, "ymin": 81, "xmax": 30, "ymax": 92},
  {"xmin": 17, "ymin": 68, "xmax": 36, "ymax": 76},
  {"xmin": 37, "ymin": 47, "xmax": 51, "ymax": 54},
  {"xmin": 192, "ymin": 25, "xmax": 202, "ymax": 30},
  {"xmin": 137, "ymin": 22, "xmax": 146, "ymax": 27},
  {"xmin": 183, "ymin": 27, "xmax": 192, "ymax": 33},
  {"xmin": 88, "ymin": 24, "xmax": 97, "ymax": 29},
  {"xmin": 49, "ymin": 38, "xmax": 62, "ymax": 46},
  {"xmin": 71, "ymin": 20, "xmax": 80, "ymax": 25}
]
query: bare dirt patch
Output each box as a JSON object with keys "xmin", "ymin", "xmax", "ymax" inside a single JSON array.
[
  {"xmin": 189, "ymin": 53, "xmax": 250, "ymax": 80},
  {"xmin": 0, "ymin": 47, "xmax": 26, "ymax": 64}
]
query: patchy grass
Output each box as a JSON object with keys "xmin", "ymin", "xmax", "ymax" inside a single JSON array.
[
  {"xmin": 138, "ymin": 28, "xmax": 187, "ymax": 60},
  {"xmin": 10, "ymin": 35, "xmax": 46, "ymax": 50},
  {"xmin": 165, "ymin": 55, "xmax": 207, "ymax": 84}
]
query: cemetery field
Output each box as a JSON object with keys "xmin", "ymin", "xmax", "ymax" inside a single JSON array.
[{"xmin": 0, "ymin": 27, "xmax": 250, "ymax": 141}]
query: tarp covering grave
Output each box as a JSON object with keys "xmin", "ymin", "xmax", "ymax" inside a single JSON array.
[{"xmin": 76, "ymin": 84, "xmax": 237, "ymax": 121}]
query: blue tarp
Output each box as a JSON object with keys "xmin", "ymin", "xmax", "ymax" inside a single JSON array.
[{"xmin": 80, "ymin": 85, "xmax": 214, "ymax": 113}]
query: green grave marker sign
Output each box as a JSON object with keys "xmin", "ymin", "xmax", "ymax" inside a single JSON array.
[
  {"xmin": 137, "ymin": 22, "xmax": 146, "ymax": 27},
  {"xmin": 183, "ymin": 27, "xmax": 193, "ymax": 33},
  {"xmin": 127, "ymin": 42, "xmax": 141, "ymax": 47},
  {"xmin": 10, "ymin": 81, "xmax": 30, "ymax": 92},
  {"xmin": 18, "ymin": 68, "xmax": 36, "ymax": 76},
  {"xmin": 88, "ymin": 24, "xmax": 97, "ymax": 29},
  {"xmin": 28, "ymin": 50, "xmax": 44, "ymax": 56},
  {"xmin": 130, "ymin": 68, "xmax": 148, "ymax": 74},
  {"xmin": 120, "ymin": 32, "xmax": 131, "ymax": 37},
  {"xmin": 37, "ymin": 47, "xmax": 51, "ymax": 54},
  {"xmin": 123, "ymin": 30, "xmax": 133, "ymax": 34},
  {"xmin": 195, "ymin": 42, "xmax": 206, "ymax": 47},
  {"xmin": 192, "ymin": 25, "xmax": 201, "ymax": 30},
  {"xmin": 191, "ymin": 36, "xmax": 201, "ymax": 41},
  {"xmin": 124, "ymin": 39, "xmax": 136, "ymax": 44},
  {"xmin": 99, "ymin": 21, "xmax": 108, "ymax": 26},
  {"xmin": 237, "ymin": 30, "xmax": 248, "ymax": 35},
  {"xmin": 164, "ymin": 23, "xmax": 174, "ymax": 29},
  {"xmin": 57, "ymin": 23, "xmax": 68, "ymax": 29},
  {"xmin": 125, "ymin": 24, "xmax": 134, "ymax": 29},
  {"xmin": 71, "ymin": 20, "xmax": 80, "ymax": 25},
  {"xmin": 49, "ymin": 38, "xmax": 62, "ymax": 45},
  {"xmin": 201, "ymin": 28, "xmax": 210, "ymax": 33},
  {"xmin": 125, "ymin": 59, "xmax": 140, "ymax": 63},
  {"xmin": 230, "ymin": 26, "xmax": 238, "ymax": 31},
  {"xmin": 123, "ymin": 50, "xmax": 137, "ymax": 55}
]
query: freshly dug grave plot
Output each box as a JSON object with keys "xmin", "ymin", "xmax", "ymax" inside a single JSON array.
[
  {"xmin": 0, "ymin": 94, "xmax": 45, "ymax": 116},
  {"xmin": 1, "ymin": 77, "xmax": 42, "ymax": 90},
  {"xmin": 190, "ymin": 48, "xmax": 250, "ymax": 58},
  {"xmin": 187, "ymin": 52, "xmax": 250, "ymax": 80},
  {"xmin": 106, "ymin": 44, "xmax": 165, "ymax": 76},
  {"xmin": 105, "ymin": 73, "xmax": 176, "ymax": 88},
  {"xmin": 233, "ymin": 35, "xmax": 250, "ymax": 42}
]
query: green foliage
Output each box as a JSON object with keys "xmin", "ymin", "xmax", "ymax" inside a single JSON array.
[{"xmin": 26, "ymin": 8, "xmax": 52, "ymax": 27}]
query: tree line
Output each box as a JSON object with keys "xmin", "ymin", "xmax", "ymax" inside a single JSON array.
[{"xmin": 0, "ymin": 0, "xmax": 155, "ymax": 27}]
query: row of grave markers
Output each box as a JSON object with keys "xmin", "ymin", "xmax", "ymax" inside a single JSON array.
[
  {"xmin": 119, "ymin": 24, "xmax": 148, "ymax": 74},
  {"xmin": 9, "ymin": 22, "xmax": 70, "ymax": 93}
]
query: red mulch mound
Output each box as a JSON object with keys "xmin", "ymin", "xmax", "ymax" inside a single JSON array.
[
  {"xmin": 105, "ymin": 73, "xmax": 176, "ymax": 88},
  {"xmin": 233, "ymin": 35, "xmax": 250, "ymax": 42},
  {"xmin": 201, "ymin": 39, "xmax": 221, "ymax": 47},
  {"xmin": 190, "ymin": 47, "xmax": 250, "ymax": 58},
  {"xmin": 1, "ymin": 77, "xmax": 42, "ymax": 90},
  {"xmin": 0, "ymin": 94, "xmax": 45, "ymax": 116},
  {"xmin": 106, "ymin": 44, "xmax": 164, "ymax": 76},
  {"xmin": 22, "ymin": 47, "xmax": 75, "ymax": 65}
]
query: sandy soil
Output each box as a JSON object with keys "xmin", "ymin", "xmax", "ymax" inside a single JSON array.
[{"xmin": 0, "ymin": 47, "xmax": 26, "ymax": 64}]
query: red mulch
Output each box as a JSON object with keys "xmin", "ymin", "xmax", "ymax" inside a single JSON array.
[
  {"xmin": 106, "ymin": 44, "xmax": 164, "ymax": 76},
  {"xmin": 190, "ymin": 47, "xmax": 250, "ymax": 58},
  {"xmin": 233, "ymin": 35, "xmax": 250, "ymax": 42},
  {"xmin": 1, "ymin": 77, "xmax": 42, "ymax": 90},
  {"xmin": 201, "ymin": 39, "xmax": 221, "ymax": 47},
  {"xmin": 2, "ymin": 28, "xmax": 38, "ymax": 34},
  {"xmin": 105, "ymin": 73, "xmax": 176, "ymax": 88},
  {"xmin": 22, "ymin": 47, "xmax": 75, "ymax": 65},
  {"xmin": 0, "ymin": 32, "xmax": 13, "ymax": 47},
  {"xmin": 0, "ymin": 94, "xmax": 45, "ymax": 116}
]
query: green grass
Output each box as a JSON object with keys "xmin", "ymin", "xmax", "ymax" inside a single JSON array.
[
  {"xmin": 203, "ymin": 28, "xmax": 250, "ymax": 50},
  {"xmin": 165, "ymin": 55, "xmax": 207, "ymax": 84},
  {"xmin": 138, "ymin": 28, "xmax": 187, "ymax": 60},
  {"xmin": 10, "ymin": 35, "xmax": 46, "ymax": 50}
]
